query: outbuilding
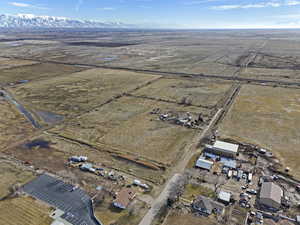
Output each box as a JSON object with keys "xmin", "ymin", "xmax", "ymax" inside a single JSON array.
[
  {"xmin": 195, "ymin": 158, "xmax": 213, "ymax": 171},
  {"xmin": 205, "ymin": 140, "xmax": 239, "ymax": 158},
  {"xmin": 259, "ymin": 182, "xmax": 282, "ymax": 210},
  {"xmin": 218, "ymin": 191, "xmax": 231, "ymax": 204}
]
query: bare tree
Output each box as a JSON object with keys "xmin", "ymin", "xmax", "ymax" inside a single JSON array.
[{"xmin": 168, "ymin": 175, "xmax": 188, "ymax": 206}]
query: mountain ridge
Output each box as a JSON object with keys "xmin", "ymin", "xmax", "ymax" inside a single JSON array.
[{"xmin": 0, "ymin": 14, "xmax": 134, "ymax": 28}]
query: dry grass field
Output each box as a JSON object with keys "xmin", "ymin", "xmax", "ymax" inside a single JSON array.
[
  {"xmin": 0, "ymin": 196, "xmax": 53, "ymax": 225},
  {"xmin": 9, "ymin": 68, "xmax": 161, "ymax": 117},
  {"xmin": 0, "ymin": 100, "xmax": 35, "ymax": 150},
  {"xmin": 0, "ymin": 57, "xmax": 38, "ymax": 70},
  {"xmin": 132, "ymin": 78, "xmax": 232, "ymax": 107},
  {"xmin": 164, "ymin": 210, "xmax": 218, "ymax": 225},
  {"xmin": 240, "ymin": 67, "xmax": 300, "ymax": 82},
  {"xmin": 51, "ymin": 96, "xmax": 206, "ymax": 165},
  {"xmin": 0, "ymin": 161, "xmax": 35, "ymax": 198},
  {"xmin": 219, "ymin": 85, "xmax": 300, "ymax": 179},
  {"xmin": 0, "ymin": 63, "xmax": 88, "ymax": 84}
]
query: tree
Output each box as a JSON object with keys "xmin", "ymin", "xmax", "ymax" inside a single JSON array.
[{"xmin": 167, "ymin": 175, "xmax": 188, "ymax": 206}]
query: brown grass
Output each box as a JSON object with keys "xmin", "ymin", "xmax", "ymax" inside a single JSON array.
[
  {"xmin": 0, "ymin": 161, "xmax": 35, "ymax": 198},
  {"xmin": 0, "ymin": 58, "xmax": 37, "ymax": 70},
  {"xmin": 51, "ymin": 96, "xmax": 204, "ymax": 165},
  {"xmin": 219, "ymin": 84, "xmax": 300, "ymax": 179},
  {"xmin": 164, "ymin": 210, "xmax": 218, "ymax": 225},
  {"xmin": 9, "ymin": 68, "xmax": 161, "ymax": 117},
  {"xmin": 0, "ymin": 196, "xmax": 53, "ymax": 225},
  {"xmin": 132, "ymin": 78, "xmax": 232, "ymax": 107},
  {"xmin": 0, "ymin": 63, "xmax": 87, "ymax": 84},
  {"xmin": 0, "ymin": 101, "xmax": 35, "ymax": 150}
]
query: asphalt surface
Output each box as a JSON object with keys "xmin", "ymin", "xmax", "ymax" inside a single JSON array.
[{"xmin": 22, "ymin": 174, "xmax": 102, "ymax": 225}]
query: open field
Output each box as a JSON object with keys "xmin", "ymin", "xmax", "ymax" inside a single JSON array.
[
  {"xmin": 0, "ymin": 57, "xmax": 37, "ymax": 70},
  {"xmin": 240, "ymin": 67, "xmax": 300, "ymax": 82},
  {"xmin": 0, "ymin": 196, "xmax": 53, "ymax": 225},
  {"xmin": 164, "ymin": 210, "xmax": 218, "ymax": 225},
  {"xmin": 219, "ymin": 85, "xmax": 300, "ymax": 179},
  {"xmin": 9, "ymin": 68, "xmax": 161, "ymax": 118},
  {"xmin": 51, "ymin": 96, "xmax": 206, "ymax": 165},
  {"xmin": 132, "ymin": 78, "xmax": 232, "ymax": 107},
  {"xmin": 0, "ymin": 100, "xmax": 35, "ymax": 150},
  {"xmin": 0, "ymin": 161, "xmax": 35, "ymax": 198},
  {"xmin": 0, "ymin": 62, "xmax": 88, "ymax": 84}
]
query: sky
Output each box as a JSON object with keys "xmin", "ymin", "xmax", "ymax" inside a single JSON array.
[{"xmin": 1, "ymin": 0, "xmax": 300, "ymax": 28}]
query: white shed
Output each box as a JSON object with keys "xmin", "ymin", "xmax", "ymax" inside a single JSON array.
[{"xmin": 195, "ymin": 158, "xmax": 213, "ymax": 171}]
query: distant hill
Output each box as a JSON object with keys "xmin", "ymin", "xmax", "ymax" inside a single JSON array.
[{"xmin": 0, "ymin": 14, "xmax": 134, "ymax": 28}]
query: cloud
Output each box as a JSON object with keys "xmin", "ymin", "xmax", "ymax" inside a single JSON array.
[
  {"xmin": 286, "ymin": 0, "xmax": 300, "ymax": 5},
  {"xmin": 98, "ymin": 7, "xmax": 115, "ymax": 10},
  {"xmin": 9, "ymin": 2, "xmax": 49, "ymax": 9},
  {"xmin": 9, "ymin": 2, "xmax": 30, "ymax": 7},
  {"xmin": 276, "ymin": 14, "xmax": 300, "ymax": 19},
  {"xmin": 211, "ymin": 0, "xmax": 300, "ymax": 10},
  {"xmin": 76, "ymin": 0, "xmax": 84, "ymax": 11},
  {"xmin": 184, "ymin": 0, "xmax": 223, "ymax": 5}
]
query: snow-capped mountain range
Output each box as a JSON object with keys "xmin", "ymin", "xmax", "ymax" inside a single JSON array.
[{"xmin": 0, "ymin": 14, "xmax": 134, "ymax": 28}]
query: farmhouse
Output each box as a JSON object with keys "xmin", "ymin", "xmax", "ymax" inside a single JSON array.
[
  {"xmin": 205, "ymin": 140, "xmax": 239, "ymax": 158},
  {"xmin": 113, "ymin": 188, "xmax": 136, "ymax": 209},
  {"xmin": 192, "ymin": 196, "xmax": 225, "ymax": 215},
  {"xmin": 259, "ymin": 182, "xmax": 283, "ymax": 210}
]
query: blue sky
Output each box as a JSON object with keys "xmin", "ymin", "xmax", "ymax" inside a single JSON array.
[{"xmin": 1, "ymin": 0, "xmax": 300, "ymax": 28}]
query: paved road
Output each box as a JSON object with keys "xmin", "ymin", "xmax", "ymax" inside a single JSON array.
[{"xmin": 138, "ymin": 174, "xmax": 182, "ymax": 225}]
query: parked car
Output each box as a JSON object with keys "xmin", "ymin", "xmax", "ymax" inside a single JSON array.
[{"xmin": 247, "ymin": 189, "xmax": 257, "ymax": 195}]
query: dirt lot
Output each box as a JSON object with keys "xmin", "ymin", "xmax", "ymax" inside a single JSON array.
[
  {"xmin": 0, "ymin": 161, "xmax": 35, "ymax": 198},
  {"xmin": 0, "ymin": 100, "xmax": 35, "ymax": 150},
  {"xmin": 0, "ymin": 196, "xmax": 53, "ymax": 225},
  {"xmin": 132, "ymin": 78, "xmax": 232, "ymax": 107},
  {"xmin": 0, "ymin": 57, "xmax": 37, "ymax": 70},
  {"xmin": 0, "ymin": 62, "xmax": 88, "ymax": 84},
  {"xmin": 9, "ymin": 68, "xmax": 161, "ymax": 118},
  {"xmin": 51, "ymin": 96, "xmax": 206, "ymax": 165},
  {"xmin": 219, "ymin": 84, "xmax": 300, "ymax": 179},
  {"xmin": 164, "ymin": 210, "xmax": 218, "ymax": 225}
]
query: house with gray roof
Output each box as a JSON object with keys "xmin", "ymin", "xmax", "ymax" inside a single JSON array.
[{"xmin": 192, "ymin": 196, "xmax": 225, "ymax": 215}]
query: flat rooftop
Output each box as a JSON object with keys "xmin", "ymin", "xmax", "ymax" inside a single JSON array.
[
  {"xmin": 213, "ymin": 140, "xmax": 239, "ymax": 153},
  {"xmin": 22, "ymin": 174, "xmax": 102, "ymax": 225}
]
